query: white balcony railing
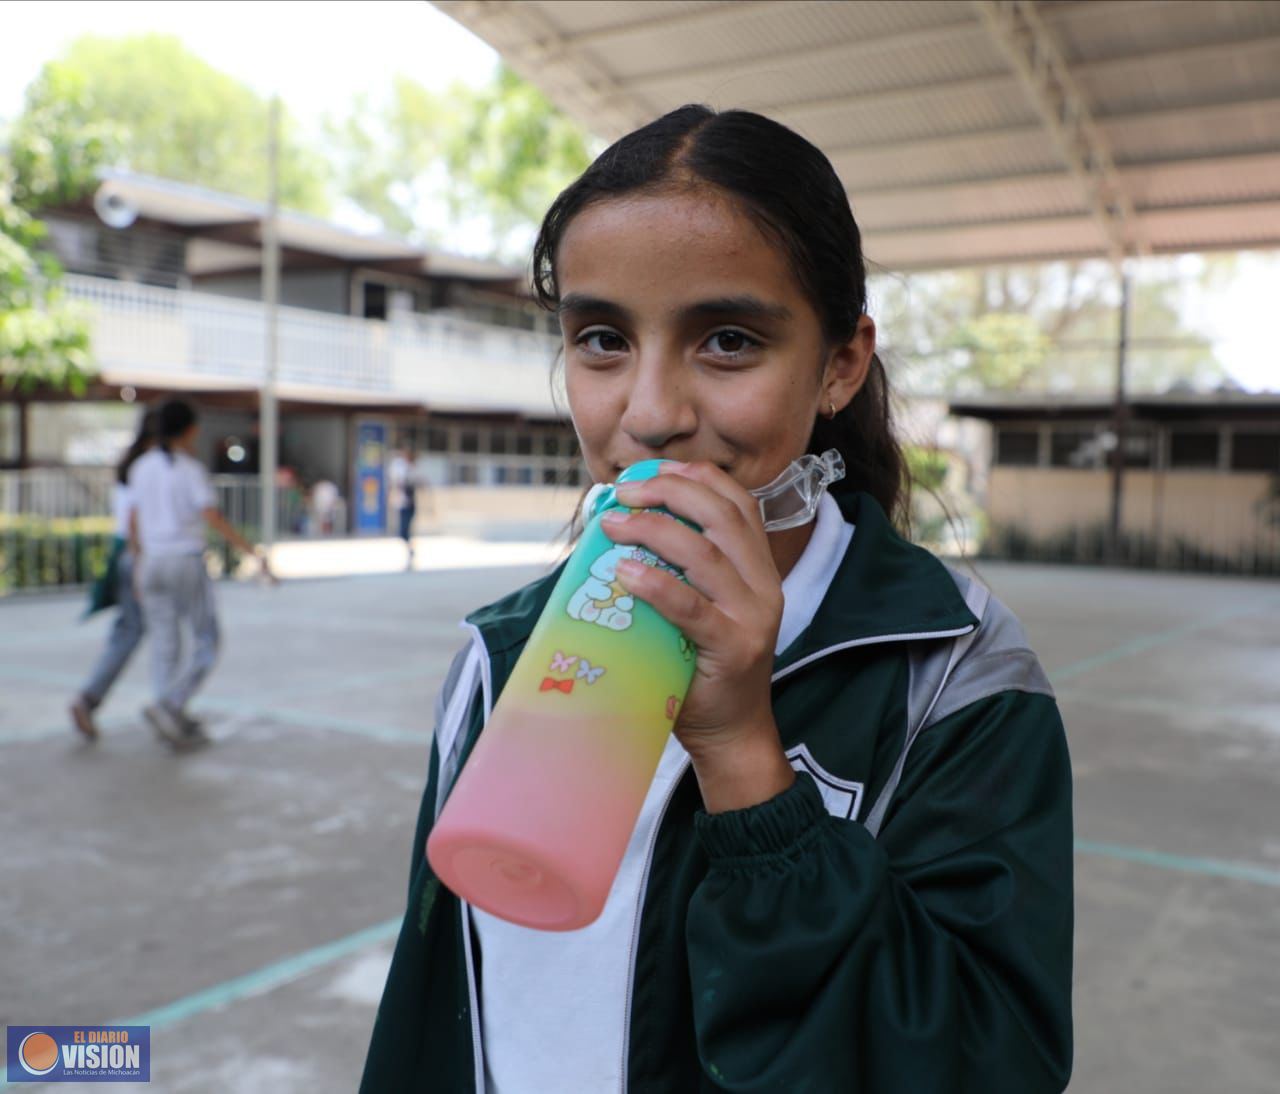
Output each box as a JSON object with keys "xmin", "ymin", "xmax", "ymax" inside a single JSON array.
[{"xmin": 62, "ymin": 274, "xmax": 563, "ymax": 414}]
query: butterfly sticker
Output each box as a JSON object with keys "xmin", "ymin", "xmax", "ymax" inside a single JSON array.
[
  {"xmin": 665, "ymin": 696, "xmax": 681, "ymax": 721},
  {"xmin": 540, "ymin": 677, "xmax": 574, "ymax": 694},
  {"xmin": 576, "ymin": 659, "xmax": 606, "ymax": 685},
  {"xmin": 549, "ymin": 650, "xmax": 578, "ymax": 674}
]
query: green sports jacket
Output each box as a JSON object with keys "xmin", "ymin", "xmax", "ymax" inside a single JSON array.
[{"xmin": 360, "ymin": 492, "xmax": 1074, "ymax": 1093}]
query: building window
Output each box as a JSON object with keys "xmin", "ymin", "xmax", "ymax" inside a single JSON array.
[
  {"xmin": 490, "ymin": 430, "xmax": 509, "ymax": 455},
  {"xmin": 362, "ymin": 281, "xmax": 388, "ymax": 320},
  {"xmin": 426, "ymin": 427, "xmax": 449, "ymax": 453},
  {"xmin": 1050, "ymin": 429, "xmax": 1099, "ymax": 469},
  {"xmin": 1120, "ymin": 430, "xmax": 1153, "ymax": 469},
  {"xmin": 541, "ymin": 434, "xmax": 560, "ymax": 457},
  {"xmin": 994, "ymin": 428, "xmax": 1039, "ymax": 467},
  {"xmin": 1169, "ymin": 430, "xmax": 1220, "ymax": 469},
  {"xmin": 459, "ymin": 430, "xmax": 480, "ymax": 454},
  {"xmin": 1230, "ymin": 432, "xmax": 1280, "ymax": 473},
  {"xmin": 514, "ymin": 433, "xmax": 534, "ymax": 456}
]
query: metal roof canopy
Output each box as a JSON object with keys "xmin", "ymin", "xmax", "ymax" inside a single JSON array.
[{"xmin": 434, "ymin": 0, "xmax": 1280, "ymax": 271}]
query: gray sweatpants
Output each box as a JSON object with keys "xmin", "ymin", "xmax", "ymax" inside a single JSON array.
[
  {"xmin": 81, "ymin": 550, "xmax": 145, "ymax": 708},
  {"xmin": 138, "ymin": 553, "xmax": 220, "ymax": 713}
]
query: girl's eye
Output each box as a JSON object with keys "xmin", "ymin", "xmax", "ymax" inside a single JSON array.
[
  {"xmin": 703, "ymin": 329, "xmax": 759, "ymax": 357},
  {"xmin": 575, "ymin": 329, "xmax": 628, "ymax": 355}
]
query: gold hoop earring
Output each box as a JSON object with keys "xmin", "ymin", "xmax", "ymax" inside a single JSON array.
[{"xmin": 828, "ymin": 399, "xmax": 838, "ymax": 419}]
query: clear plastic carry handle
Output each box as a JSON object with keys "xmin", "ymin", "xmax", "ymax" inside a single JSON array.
[{"xmin": 584, "ymin": 449, "xmax": 845, "ymax": 533}]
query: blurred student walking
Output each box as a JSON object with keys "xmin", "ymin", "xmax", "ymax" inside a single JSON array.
[
  {"xmin": 129, "ymin": 399, "xmax": 273, "ymax": 749},
  {"xmin": 69, "ymin": 409, "xmax": 160, "ymax": 740}
]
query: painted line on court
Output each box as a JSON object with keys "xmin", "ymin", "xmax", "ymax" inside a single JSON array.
[
  {"xmin": 114, "ymin": 917, "xmax": 402, "ymax": 1031},
  {"xmin": 0, "ymin": 919, "xmax": 403, "ymax": 1091},
  {"xmin": 4, "ymin": 836, "xmax": 1271, "ymax": 1067},
  {"xmin": 1048, "ymin": 598, "xmax": 1280, "ymax": 684},
  {"xmin": 1075, "ymin": 839, "xmax": 1280, "ymax": 888}
]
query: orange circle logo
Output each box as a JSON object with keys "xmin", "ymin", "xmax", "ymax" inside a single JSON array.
[{"xmin": 19, "ymin": 1031, "xmax": 60, "ymax": 1075}]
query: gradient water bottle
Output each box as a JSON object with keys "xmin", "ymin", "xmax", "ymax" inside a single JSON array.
[{"xmin": 427, "ymin": 459, "xmax": 697, "ymax": 931}]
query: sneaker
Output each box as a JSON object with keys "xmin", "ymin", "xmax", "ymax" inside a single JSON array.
[
  {"xmin": 70, "ymin": 696, "xmax": 99, "ymax": 741},
  {"xmin": 176, "ymin": 711, "xmax": 211, "ymax": 747},
  {"xmin": 144, "ymin": 703, "xmax": 207, "ymax": 750}
]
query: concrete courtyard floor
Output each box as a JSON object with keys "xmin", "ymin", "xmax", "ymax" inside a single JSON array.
[{"xmin": 2, "ymin": 553, "xmax": 1279, "ymax": 1092}]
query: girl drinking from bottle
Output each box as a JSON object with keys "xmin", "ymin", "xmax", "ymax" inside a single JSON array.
[{"xmin": 363, "ymin": 106, "xmax": 1073, "ymax": 1093}]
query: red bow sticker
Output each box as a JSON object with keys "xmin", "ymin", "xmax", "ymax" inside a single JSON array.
[{"xmin": 540, "ymin": 677, "xmax": 575, "ymax": 694}]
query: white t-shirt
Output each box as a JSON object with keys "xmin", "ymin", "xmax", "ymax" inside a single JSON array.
[
  {"xmin": 112, "ymin": 482, "xmax": 134, "ymax": 540},
  {"xmin": 474, "ymin": 492, "xmax": 854, "ymax": 1093},
  {"xmin": 128, "ymin": 447, "xmax": 216, "ymax": 557}
]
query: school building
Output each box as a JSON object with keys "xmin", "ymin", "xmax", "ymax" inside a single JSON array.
[
  {"xmin": 950, "ymin": 392, "xmax": 1280, "ymax": 573},
  {"xmin": 0, "ymin": 169, "xmax": 585, "ymax": 537}
]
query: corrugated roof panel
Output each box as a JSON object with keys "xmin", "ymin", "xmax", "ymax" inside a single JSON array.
[
  {"xmin": 531, "ymin": 0, "xmax": 728, "ymax": 38},
  {"xmin": 865, "ymin": 214, "xmax": 1112, "ymax": 269},
  {"xmin": 1075, "ymin": 37, "xmax": 1280, "ymax": 116},
  {"xmin": 852, "ymin": 173, "xmax": 1087, "ymax": 231},
  {"xmin": 1105, "ymin": 100, "xmax": 1280, "ymax": 164},
  {"xmin": 433, "ymin": 0, "xmax": 1280, "ymax": 266},
  {"xmin": 1048, "ymin": 0, "xmax": 1280, "ymax": 65},
  {"xmin": 1143, "ymin": 202, "xmax": 1280, "ymax": 253},
  {"xmin": 832, "ymin": 129, "xmax": 1064, "ymax": 192},
  {"xmin": 1123, "ymin": 152, "xmax": 1280, "ymax": 210}
]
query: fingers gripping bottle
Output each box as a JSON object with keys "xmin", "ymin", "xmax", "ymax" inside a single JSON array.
[{"xmin": 427, "ymin": 459, "xmax": 697, "ymax": 931}]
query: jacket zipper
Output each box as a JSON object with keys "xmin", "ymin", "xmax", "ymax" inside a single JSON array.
[{"xmin": 615, "ymin": 623, "xmax": 975, "ymax": 1089}]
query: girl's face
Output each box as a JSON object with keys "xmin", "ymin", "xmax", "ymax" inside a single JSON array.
[{"xmin": 556, "ymin": 188, "xmax": 873, "ymax": 492}]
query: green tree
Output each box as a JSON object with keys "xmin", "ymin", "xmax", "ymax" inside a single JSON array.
[
  {"xmin": 0, "ymin": 172, "xmax": 92, "ymax": 395},
  {"xmin": 871, "ymin": 259, "xmax": 1229, "ymax": 396},
  {"xmin": 10, "ymin": 35, "xmax": 329, "ymax": 213},
  {"xmin": 331, "ymin": 64, "xmax": 597, "ymax": 257}
]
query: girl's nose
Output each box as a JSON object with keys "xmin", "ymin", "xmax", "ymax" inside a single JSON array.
[{"xmin": 618, "ymin": 356, "xmax": 697, "ymax": 451}]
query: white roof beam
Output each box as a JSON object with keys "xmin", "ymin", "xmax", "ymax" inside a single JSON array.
[
  {"xmin": 818, "ymin": 92, "xmax": 1280, "ymax": 165},
  {"xmin": 849, "ymin": 149, "xmax": 1280, "ymax": 205},
  {"xmin": 972, "ymin": 0, "xmax": 1144, "ymax": 262}
]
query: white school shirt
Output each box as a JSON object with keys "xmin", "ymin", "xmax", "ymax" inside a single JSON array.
[
  {"xmin": 128, "ymin": 447, "xmax": 216, "ymax": 557},
  {"xmin": 475, "ymin": 492, "xmax": 854, "ymax": 1093},
  {"xmin": 111, "ymin": 483, "xmax": 134, "ymax": 539}
]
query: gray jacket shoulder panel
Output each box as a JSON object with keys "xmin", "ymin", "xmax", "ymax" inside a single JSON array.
[
  {"xmin": 865, "ymin": 565, "xmax": 1055, "ymax": 838},
  {"xmin": 924, "ymin": 566, "xmax": 1055, "ymax": 731}
]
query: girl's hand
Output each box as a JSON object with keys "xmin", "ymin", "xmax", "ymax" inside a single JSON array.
[{"xmin": 603, "ymin": 462, "xmax": 795, "ymax": 811}]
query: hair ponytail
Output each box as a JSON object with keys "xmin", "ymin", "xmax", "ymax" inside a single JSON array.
[
  {"xmin": 117, "ymin": 408, "xmax": 161, "ymax": 484},
  {"xmin": 808, "ymin": 353, "xmax": 908, "ymax": 529}
]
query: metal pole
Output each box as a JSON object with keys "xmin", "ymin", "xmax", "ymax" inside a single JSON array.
[
  {"xmin": 260, "ymin": 96, "xmax": 281, "ymax": 549},
  {"xmin": 1107, "ymin": 263, "xmax": 1132, "ymax": 563}
]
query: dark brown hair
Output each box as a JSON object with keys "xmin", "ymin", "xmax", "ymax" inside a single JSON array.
[{"xmin": 531, "ymin": 104, "xmax": 908, "ymax": 528}]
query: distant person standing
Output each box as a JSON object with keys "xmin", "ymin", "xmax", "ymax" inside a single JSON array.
[
  {"xmin": 129, "ymin": 399, "xmax": 272, "ymax": 749},
  {"xmin": 388, "ymin": 447, "xmax": 419, "ymax": 569},
  {"xmin": 69, "ymin": 409, "xmax": 160, "ymax": 741}
]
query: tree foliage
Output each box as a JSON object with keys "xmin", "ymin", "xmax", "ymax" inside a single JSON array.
[
  {"xmin": 10, "ymin": 35, "xmax": 329, "ymax": 213},
  {"xmin": 0, "ymin": 175, "xmax": 92, "ymax": 395},
  {"xmin": 330, "ymin": 64, "xmax": 597, "ymax": 258},
  {"xmin": 872, "ymin": 259, "xmax": 1230, "ymax": 396}
]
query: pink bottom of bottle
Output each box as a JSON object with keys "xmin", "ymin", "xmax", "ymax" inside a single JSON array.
[{"xmin": 427, "ymin": 709, "xmax": 665, "ymax": 931}]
